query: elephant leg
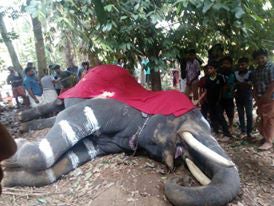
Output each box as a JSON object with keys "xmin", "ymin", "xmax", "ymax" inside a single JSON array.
[
  {"xmin": 6, "ymin": 102, "xmax": 102, "ymax": 171},
  {"xmin": 18, "ymin": 99, "xmax": 64, "ymax": 122},
  {"xmin": 20, "ymin": 116, "xmax": 56, "ymax": 132},
  {"xmin": 3, "ymin": 137, "xmax": 100, "ymax": 187}
]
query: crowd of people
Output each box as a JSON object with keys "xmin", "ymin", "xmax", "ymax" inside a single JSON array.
[
  {"xmin": 181, "ymin": 46, "xmax": 273, "ymax": 151},
  {"xmin": 5, "ymin": 61, "xmax": 88, "ymax": 109}
]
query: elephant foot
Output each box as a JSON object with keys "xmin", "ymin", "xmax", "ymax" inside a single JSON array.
[
  {"xmin": 2, "ymin": 154, "xmax": 21, "ymax": 169},
  {"xmin": 2, "ymin": 169, "xmax": 16, "ymax": 187},
  {"xmin": 2, "ymin": 138, "xmax": 28, "ymax": 168}
]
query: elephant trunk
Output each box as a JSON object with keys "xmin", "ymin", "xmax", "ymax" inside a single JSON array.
[
  {"xmin": 165, "ymin": 166, "xmax": 240, "ymax": 206},
  {"xmin": 164, "ymin": 131, "xmax": 240, "ymax": 206}
]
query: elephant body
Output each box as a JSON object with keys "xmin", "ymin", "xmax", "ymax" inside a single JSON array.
[{"xmin": 4, "ymin": 65, "xmax": 240, "ymax": 206}]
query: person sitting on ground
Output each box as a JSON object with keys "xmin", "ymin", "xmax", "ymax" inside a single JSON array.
[
  {"xmin": 220, "ymin": 56, "xmax": 236, "ymax": 131},
  {"xmin": 234, "ymin": 57, "xmax": 254, "ymax": 140},
  {"xmin": 252, "ymin": 49, "xmax": 274, "ymax": 150},
  {"xmin": 6, "ymin": 66, "xmax": 28, "ymax": 108},
  {"xmin": 185, "ymin": 49, "xmax": 200, "ymax": 101},
  {"xmin": 200, "ymin": 61, "xmax": 232, "ymax": 140},
  {"xmin": 41, "ymin": 69, "xmax": 58, "ymax": 104},
  {"xmin": 23, "ymin": 67, "xmax": 43, "ymax": 108}
]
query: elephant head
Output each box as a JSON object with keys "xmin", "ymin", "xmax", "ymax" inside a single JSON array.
[{"xmin": 139, "ymin": 109, "xmax": 240, "ymax": 206}]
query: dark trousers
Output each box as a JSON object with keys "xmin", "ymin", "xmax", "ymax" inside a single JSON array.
[
  {"xmin": 235, "ymin": 97, "xmax": 253, "ymax": 136},
  {"xmin": 208, "ymin": 102, "xmax": 230, "ymax": 135},
  {"xmin": 220, "ymin": 98, "xmax": 234, "ymax": 122},
  {"xmin": 201, "ymin": 101, "xmax": 209, "ymax": 120}
]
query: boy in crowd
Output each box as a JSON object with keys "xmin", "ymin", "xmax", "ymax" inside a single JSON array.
[
  {"xmin": 234, "ymin": 57, "xmax": 253, "ymax": 139},
  {"xmin": 252, "ymin": 49, "xmax": 274, "ymax": 150},
  {"xmin": 196, "ymin": 66, "xmax": 209, "ymax": 119},
  {"xmin": 220, "ymin": 56, "xmax": 236, "ymax": 131},
  {"xmin": 199, "ymin": 61, "xmax": 232, "ymax": 139},
  {"xmin": 185, "ymin": 49, "xmax": 200, "ymax": 101}
]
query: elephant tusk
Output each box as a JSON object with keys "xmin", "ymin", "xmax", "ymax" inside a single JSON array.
[
  {"xmin": 185, "ymin": 158, "xmax": 211, "ymax": 185},
  {"xmin": 180, "ymin": 132, "xmax": 235, "ymax": 167}
]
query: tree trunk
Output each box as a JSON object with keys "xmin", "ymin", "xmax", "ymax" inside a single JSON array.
[
  {"xmin": 88, "ymin": 52, "xmax": 101, "ymax": 67},
  {"xmin": 31, "ymin": 16, "xmax": 47, "ymax": 78},
  {"xmin": 64, "ymin": 34, "xmax": 75, "ymax": 68},
  {"xmin": 0, "ymin": 13, "xmax": 23, "ymax": 77},
  {"xmin": 151, "ymin": 69, "xmax": 162, "ymax": 91}
]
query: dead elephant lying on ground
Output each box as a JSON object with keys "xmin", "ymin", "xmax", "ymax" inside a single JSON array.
[
  {"xmin": 4, "ymin": 65, "xmax": 240, "ymax": 206},
  {"xmin": 4, "ymin": 97, "xmax": 240, "ymax": 206}
]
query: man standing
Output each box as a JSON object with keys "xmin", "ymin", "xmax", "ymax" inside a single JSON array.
[
  {"xmin": 141, "ymin": 57, "xmax": 151, "ymax": 86},
  {"xmin": 6, "ymin": 66, "xmax": 27, "ymax": 108},
  {"xmin": 252, "ymin": 49, "xmax": 274, "ymax": 150},
  {"xmin": 41, "ymin": 69, "xmax": 58, "ymax": 104},
  {"xmin": 202, "ymin": 61, "xmax": 232, "ymax": 139},
  {"xmin": 23, "ymin": 67, "xmax": 43, "ymax": 107},
  {"xmin": 220, "ymin": 56, "xmax": 236, "ymax": 131},
  {"xmin": 185, "ymin": 49, "xmax": 200, "ymax": 101},
  {"xmin": 234, "ymin": 57, "xmax": 253, "ymax": 139}
]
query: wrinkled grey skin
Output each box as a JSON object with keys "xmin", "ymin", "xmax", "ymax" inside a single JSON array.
[{"xmin": 6, "ymin": 98, "xmax": 240, "ymax": 206}]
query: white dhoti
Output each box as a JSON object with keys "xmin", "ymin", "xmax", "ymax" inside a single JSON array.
[
  {"xmin": 29, "ymin": 95, "xmax": 44, "ymax": 108},
  {"xmin": 42, "ymin": 89, "xmax": 58, "ymax": 104}
]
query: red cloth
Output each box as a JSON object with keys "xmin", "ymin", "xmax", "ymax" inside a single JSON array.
[{"xmin": 59, "ymin": 64, "xmax": 195, "ymax": 116}]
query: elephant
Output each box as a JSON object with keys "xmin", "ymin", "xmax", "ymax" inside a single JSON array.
[
  {"xmin": 3, "ymin": 65, "xmax": 240, "ymax": 206},
  {"xmin": 3, "ymin": 97, "xmax": 240, "ymax": 206}
]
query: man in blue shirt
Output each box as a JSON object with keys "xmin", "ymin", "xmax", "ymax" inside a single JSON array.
[{"xmin": 23, "ymin": 67, "xmax": 43, "ymax": 107}]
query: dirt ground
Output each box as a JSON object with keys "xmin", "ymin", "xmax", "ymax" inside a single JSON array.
[{"xmin": 0, "ymin": 108, "xmax": 273, "ymax": 206}]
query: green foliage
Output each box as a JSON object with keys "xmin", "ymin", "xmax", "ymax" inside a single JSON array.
[
  {"xmin": 0, "ymin": 31, "xmax": 19, "ymax": 42},
  {"xmin": 49, "ymin": 0, "xmax": 273, "ymax": 70},
  {"xmin": 2, "ymin": 0, "xmax": 274, "ymax": 80}
]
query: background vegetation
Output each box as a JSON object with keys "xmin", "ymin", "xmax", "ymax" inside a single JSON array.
[{"xmin": 0, "ymin": 0, "xmax": 273, "ymax": 89}]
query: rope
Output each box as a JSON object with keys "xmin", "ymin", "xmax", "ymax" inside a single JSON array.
[{"xmin": 130, "ymin": 116, "xmax": 150, "ymax": 156}]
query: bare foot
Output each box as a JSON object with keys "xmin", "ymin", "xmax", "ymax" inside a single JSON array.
[{"xmin": 258, "ymin": 142, "xmax": 273, "ymax": 150}]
